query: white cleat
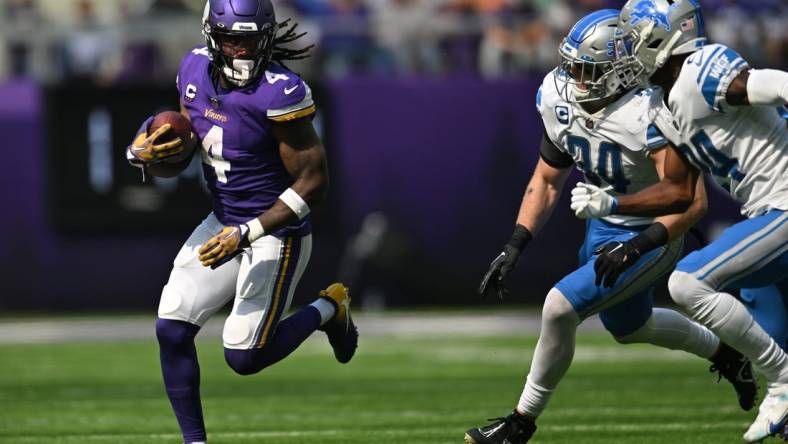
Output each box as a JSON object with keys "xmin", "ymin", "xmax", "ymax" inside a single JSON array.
[{"xmin": 743, "ymin": 383, "xmax": 788, "ymax": 442}]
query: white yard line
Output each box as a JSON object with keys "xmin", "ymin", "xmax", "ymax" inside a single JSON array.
[
  {"xmin": 0, "ymin": 312, "xmax": 606, "ymax": 344},
  {"xmin": 0, "ymin": 421, "xmax": 748, "ymax": 442}
]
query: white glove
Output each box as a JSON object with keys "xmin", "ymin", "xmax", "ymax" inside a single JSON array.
[{"xmin": 570, "ymin": 182, "xmax": 618, "ymax": 219}]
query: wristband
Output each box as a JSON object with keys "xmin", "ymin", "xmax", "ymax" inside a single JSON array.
[
  {"xmin": 628, "ymin": 222, "xmax": 669, "ymax": 255},
  {"xmin": 610, "ymin": 196, "xmax": 619, "ymax": 215},
  {"xmin": 246, "ymin": 218, "xmax": 265, "ymax": 243},
  {"xmin": 279, "ymin": 187, "xmax": 310, "ymax": 220},
  {"xmin": 238, "ymin": 223, "xmax": 250, "ymax": 241},
  {"xmin": 507, "ymin": 224, "xmax": 533, "ymax": 252}
]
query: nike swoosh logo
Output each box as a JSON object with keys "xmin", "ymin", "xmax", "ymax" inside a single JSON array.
[
  {"xmin": 482, "ymin": 423, "xmax": 505, "ymax": 437},
  {"xmin": 768, "ymin": 420, "xmax": 784, "ymax": 435},
  {"xmin": 284, "ymin": 84, "xmax": 300, "ymax": 95}
]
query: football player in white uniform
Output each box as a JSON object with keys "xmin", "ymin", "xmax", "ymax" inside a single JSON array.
[
  {"xmin": 569, "ymin": 0, "xmax": 788, "ymax": 441},
  {"xmin": 464, "ymin": 9, "xmax": 755, "ymax": 444}
]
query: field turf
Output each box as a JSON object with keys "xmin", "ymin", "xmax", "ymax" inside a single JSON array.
[{"xmin": 0, "ymin": 323, "xmax": 759, "ymax": 443}]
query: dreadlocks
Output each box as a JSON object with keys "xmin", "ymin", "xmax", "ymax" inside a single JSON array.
[{"xmin": 271, "ymin": 18, "xmax": 314, "ymax": 70}]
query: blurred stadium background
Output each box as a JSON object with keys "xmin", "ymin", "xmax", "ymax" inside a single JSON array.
[
  {"xmin": 1, "ymin": 0, "xmax": 785, "ymax": 311},
  {"xmin": 0, "ymin": 1, "xmax": 785, "ymax": 443}
]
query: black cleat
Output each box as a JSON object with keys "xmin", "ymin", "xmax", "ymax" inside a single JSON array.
[
  {"xmin": 317, "ymin": 283, "xmax": 358, "ymax": 363},
  {"xmin": 709, "ymin": 343, "xmax": 758, "ymax": 411},
  {"xmin": 464, "ymin": 411, "xmax": 536, "ymax": 444}
]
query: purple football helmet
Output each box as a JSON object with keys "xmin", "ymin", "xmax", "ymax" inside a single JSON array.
[{"xmin": 202, "ymin": 0, "xmax": 278, "ymax": 87}]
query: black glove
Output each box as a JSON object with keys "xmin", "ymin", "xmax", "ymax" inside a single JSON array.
[
  {"xmin": 593, "ymin": 222, "xmax": 669, "ymax": 288},
  {"xmin": 479, "ymin": 225, "xmax": 532, "ymax": 299},
  {"xmin": 593, "ymin": 241, "xmax": 641, "ymax": 288}
]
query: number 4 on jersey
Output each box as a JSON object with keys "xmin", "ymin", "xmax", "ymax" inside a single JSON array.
[{"xmin": 202, "ymin": 125, "xmax": 230, "ymax": 183}]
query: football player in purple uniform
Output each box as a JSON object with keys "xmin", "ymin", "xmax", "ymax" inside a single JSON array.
[{"xmin": 126, "ymin": 1, "xmax": 358, "ymax": 443}]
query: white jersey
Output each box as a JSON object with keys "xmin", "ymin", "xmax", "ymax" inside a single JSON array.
[
  {"xmin": 538, "ymin": 69, "xmax": 669, "ymax": 226},
  {"xmin": 654, "ymin": 43, "xmax": 788, "ymax": 218}
]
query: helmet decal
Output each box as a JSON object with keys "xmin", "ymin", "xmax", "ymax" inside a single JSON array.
[{"xmin": 629, "ymin": 0, "xmax": 677, "ymax": 32}]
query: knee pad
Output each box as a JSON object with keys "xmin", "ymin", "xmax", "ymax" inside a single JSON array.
[
  {"xmin": 542, "ymin": 288, "xmax": 580, "ymax": 326},
  {"xmin": 156, "ymin": 318, "xmax": 199, "ymax": 347},
  {"xmin": 223, "ymin": 313, "xmax": 257, "ymax": 349},
  {"xmin": 158, "ymin": 269, "xmax": 199, "ymax": 320},
  {"xmin": 542, "ymin": 288, "xmax": 580, "ymax": 330},
  {"xmin": 668, "ymin": 271, "xmax": 709, "ymax": 311}
]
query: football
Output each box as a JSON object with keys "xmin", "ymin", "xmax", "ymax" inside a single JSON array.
[{"xmin": 149, "ymin": 110, "xmax": 198, "ymax": 165}]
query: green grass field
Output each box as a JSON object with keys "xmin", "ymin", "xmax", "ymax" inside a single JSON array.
[{"xmin": 0, "ymin": 324, "xmax": 759, "ymax": 444}]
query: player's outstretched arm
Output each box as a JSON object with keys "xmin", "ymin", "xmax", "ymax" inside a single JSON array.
[
  {"xmin": 479, "ymin": 149, "xmax": 573, "ymax": 299},
  {"xmin": 592, "ymin": 147, "xmax": 707, "ymax": 287},
  {"xmin": 198, "ymin": 116, "xmax": 328, "ymax": 268},
  {"xmin": 515, "ymin": 157, "xmax": 573, "ymax": 236},
  {"xmin": 650, "ymin": 147, "xmax": 708, "ymax": 241},
  {"xmin": 615, "ymin": 144, "xmax": 700, "ymax": 216},
  {"xmin": 572, "ymin": 144, "xmax": 699, "ymax": 219},
  {"xmin": 267, "ymin": 116, "xmax": 329, "ymax": 223},
  {"xmin": 726, "ymin": 69, "xmax": 788, "ymax": 107}
]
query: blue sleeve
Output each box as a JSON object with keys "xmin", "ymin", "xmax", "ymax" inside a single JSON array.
[
  {"xmin": 778, "ymin": 105, "xmax": 788, "ymax": 122},
  {"xmin": 646, "ymin": 123, "xmax": 669, "ymax": 150}
]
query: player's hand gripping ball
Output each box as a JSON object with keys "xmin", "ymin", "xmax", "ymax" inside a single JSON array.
[{"xmin": 130, "ymin": 111, "xmax": 197, "ymax": 164}]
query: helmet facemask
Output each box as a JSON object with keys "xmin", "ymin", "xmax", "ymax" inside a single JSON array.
[
  {"xmin": 556, "ymin": 48, "xmax": 622, "ymax": 104},
  {"xmin": 611, "ymin": 27, "xmax": 652, "ymax": 89},
  {"xmin": 203, "ymin": 20, "xmax": 278, "ymax": 87}
]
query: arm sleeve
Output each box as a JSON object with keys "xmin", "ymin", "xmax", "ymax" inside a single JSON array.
[
  {"xmin": 539, "ymin": 131, "xmax": 573, "ymax": 169},
  {"xmin": 746, "ymin": 69, "xmax": 788, "ymax": 106},
  {"xmin": 695, "ymin": 45, "xmax": 749, "ymax": 113},
  {"xmin": 645, "ymin": 123, "xmax": 669, "ymax": 151}
]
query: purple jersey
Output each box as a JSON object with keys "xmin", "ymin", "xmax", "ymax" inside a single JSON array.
[{"xmin": 176, "ymin": 46, "xmax": 315, "ymax": 236}]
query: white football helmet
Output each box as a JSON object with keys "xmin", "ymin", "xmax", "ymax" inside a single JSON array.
[{"xmin": 613, "ymin": 0, "xmax": 707, "ymax": 88}]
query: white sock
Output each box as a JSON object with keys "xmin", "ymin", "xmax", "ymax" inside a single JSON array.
[
  {"xmin": 517, "ymin": 376, "xmax": 553, "ymax": 418},
  {"xmin": 517, "ymin": 288, "xmax": 580, "ymax": 418},
  {"xmin": 615, "ymin": 307, "xmax": 720, "ymax": 359},
  {"xmin": 310, "ymin": 298, "xmax": 336, "ymax": 326},
  {"xmin": 670, "ymin": 271, "xmax": 788, "ymax": 382}
]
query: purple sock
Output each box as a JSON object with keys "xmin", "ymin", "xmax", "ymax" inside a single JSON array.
[
  {"xmin": 225, "ymin": 306, "xmax": 321, "ymax": 375},
  {"xmin": 156, "ymin": 318, "xmax": 206, "ymax": 443}
]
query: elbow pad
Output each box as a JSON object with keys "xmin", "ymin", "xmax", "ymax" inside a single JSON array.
[{"xmin": 746, "ymin": 69, "xmax": 788, "ymax": 106}]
